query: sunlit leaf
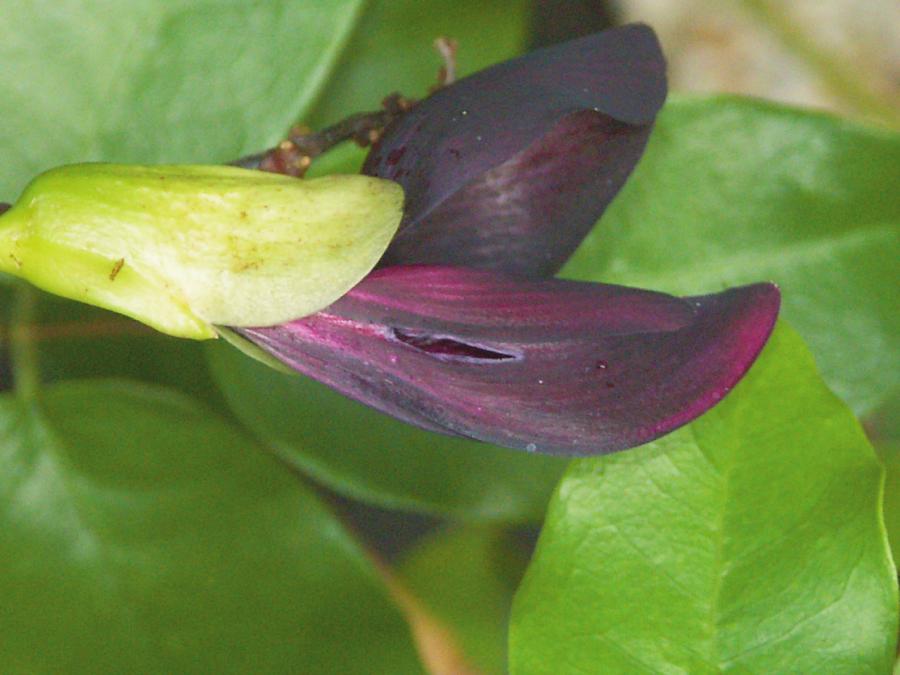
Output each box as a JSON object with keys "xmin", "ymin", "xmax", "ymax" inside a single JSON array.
[
  {"xmin": 0, "ymin": 0, "xmax": 364, "ymax": 201},
  {"xmin": 510, "ymin": 324, "xmax": 897, "ymax": 673},
  {"xmin": 877, "ymin": 443, "xmax": 900, "ymax": 566}
]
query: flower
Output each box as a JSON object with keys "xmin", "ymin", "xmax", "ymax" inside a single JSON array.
[{"xmin": 236, "ymin": 24, "xmax": 781, "ymax": 457}]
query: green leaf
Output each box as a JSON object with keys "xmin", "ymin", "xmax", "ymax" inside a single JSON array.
[
  {"xmin": 206, "ymin": 341, "xmax": 567, "ymax": 521},
  {"xmin": 306, "ymin": 0, "xmax": 532, "ymax": 128},
  {"xmin": 564, "ymin": 95, "xmax": 900, "ymax": 416},
  {"xmin": 399, "ymin": 527, "xmax": 531, "ymax": 675},
  {"xmin": 510, "ymin": 324, "xmax": 897, "ymax": 674},
  {"xmin": 0, "ymin": 380, "xmax": 422, "ymax": 674},
  {"xmin": 306, "ymin": 141, "xmax": 369, "ymax": 178},
  {"xmin": 0, "ymin": 0, "xmax": 364, "ymax": 201}
]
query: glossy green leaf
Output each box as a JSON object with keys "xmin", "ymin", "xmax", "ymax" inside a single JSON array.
[
  {"xmin": 399, "ymin": 527, "xmax": 531, "ymax": 675},
  {"xmin": 0, "ymin": 164, "xmax": 402, "ymax": 337},
  {"xmin": 206, "ymin": 341, "xmax": 567, "ymax": 521},
  {"xmin": 0, "ymin": 0, "xmax": 364, "ymax": 201},
  {"xmin": 0, "ymin": 380, "xmax": 422, "ymax": 674},
  {"xmin": 307, "ymin": 0, "xmax": 532, "ymax": 128},
  {"xmin": 564, "ymin": 95, "xmax": 900, "ymax": 415},
  {"xmin": 510, "ymin": 324, "xmax": 897, "ymax": 674}
]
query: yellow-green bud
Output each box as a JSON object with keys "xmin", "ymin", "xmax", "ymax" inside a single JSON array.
[{"xmin": 0, "ymin": 163, "xmax": 403, "ymax": 339}]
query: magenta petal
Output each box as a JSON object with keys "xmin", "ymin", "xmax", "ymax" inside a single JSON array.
[
  {"xmin": 239, "ymin": 267, "xmax": 780, "ymax": 456},
  {"xmin": 363, "ymin": 24, "xmax": 666, "ymax": 277}
]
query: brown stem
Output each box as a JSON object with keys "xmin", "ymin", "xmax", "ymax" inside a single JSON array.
[
  {"xmin": 231, "ymin": 94, "xmax": 415, "ymax": 176},
  {"xmin": 367, "ymin": 552, "xmax": 481, "ymax": 675},
  {"xmin": 232, "ymin": 37, "xmax": 459, "ymax": 177},
  {"xmin": 0, "ymin": 317, "xmax": 154, "ymax": 342}
]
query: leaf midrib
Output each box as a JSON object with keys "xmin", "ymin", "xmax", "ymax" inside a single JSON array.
[{"xmin": 694, "ymin": 425, "xmax": 734, "ymax": 674}]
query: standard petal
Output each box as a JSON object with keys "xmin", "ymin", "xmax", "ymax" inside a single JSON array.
[
  {"xmin": 363, "ymin": 24, "xmax": 666, "ymax": 277},
  {"xmin": 239, "ymin": 267, "xmax": 779, "ymax": 456}
]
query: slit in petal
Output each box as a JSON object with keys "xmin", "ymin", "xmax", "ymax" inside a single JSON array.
[{"xmin": 389, "ymin": 328, "xmax": 519, "ymax": 363}]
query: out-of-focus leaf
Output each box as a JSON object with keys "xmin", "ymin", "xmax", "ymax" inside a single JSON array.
[
  {"xmin": 510, "ymin": 324, "xmax": 897, "ymax": 674},
  {"xmin": 306, "ymin": 0, "xmax": 532, "ymax": 128},
  {"xmin": 564, "ymin": 95, "xmax": 900, "ymax": 415},
  {"xmin": 0, "ymin": 0, "xmax": 364, "ymax": 201},
  {"xmin": 0, "ymin": 380, "xmax": 422, "ymax": 674},
  {"xmin": 306, "ymin": 141, "xmax": 369, "ymax": 177},
  {"xmin": 206, "ymin": 341, "xmax": 567, "ymax": 521},
  {"xmin": 399, "ymin": 527, "xmax": 531, "ymax": 675},
  {"xmin": 0, "ymin": 283, "xmax": 223, "ymax": 409}
]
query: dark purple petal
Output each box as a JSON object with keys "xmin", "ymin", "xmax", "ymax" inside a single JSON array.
[
  {"xmin": 363, "ymin": 24, "xmax": 666, "ymax": 277},
  {"xmin": 239, "ymin": 267, "xmax": 779, "ymax": 456}
]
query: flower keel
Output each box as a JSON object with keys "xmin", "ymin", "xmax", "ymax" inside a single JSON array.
[{"xmin": 240, "ymin": 266, "xmax": 780, "ymax": 456}]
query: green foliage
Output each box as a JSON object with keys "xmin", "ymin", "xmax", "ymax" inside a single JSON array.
[
  {"xmin": 565, "ymin": 95, "xmax": 900, "ymax": 416},
  {"xmin": 207, "ymin": 341, "xmax": 567, "ymax": 521},
  {"xmin": 1, "ymin": 2, "xmax": 896, "ymax": 672},
  {"xmin": 510, "ymin": 324, "xmax": 897, "ymax": 674},
  {"xmin": 0, "ymin": 0, "xmax": 365, "ymax": 202},
  {"xmin": 307, "ymin": 0, "xmax": 532, "ymax": 127},
  {"xmin": 0, "ymin": 381, "xmax": 421, "ymax": 674}
]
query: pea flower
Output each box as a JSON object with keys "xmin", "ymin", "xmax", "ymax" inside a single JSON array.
[{"xmin": 236, "ymin": 24, "xmax": 781, "ymax": 456}]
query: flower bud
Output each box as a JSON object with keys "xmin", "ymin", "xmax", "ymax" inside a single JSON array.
[{"xmin": 0, "ymin": 163, "xmax": 403, "ymax": 338}]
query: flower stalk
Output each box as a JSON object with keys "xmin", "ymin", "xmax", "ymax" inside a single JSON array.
[{"xmin": 10, "ymin": 283, "xmax": 40, "ymax": 402}]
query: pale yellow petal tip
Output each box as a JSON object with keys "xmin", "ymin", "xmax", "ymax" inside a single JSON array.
[{"xmin": 0, "ymin": 163, "xmax": 404, "ymax": 339}]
